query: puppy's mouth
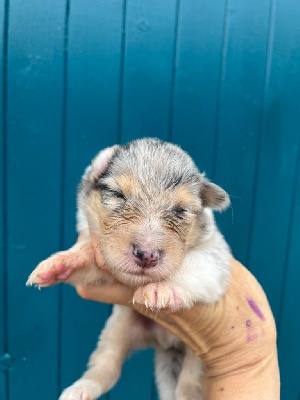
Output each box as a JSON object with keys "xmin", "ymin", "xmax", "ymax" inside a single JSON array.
[
  {"xmin": 116, "ymin": 246, "xmax": 168, "ymax": 284},
  {"xmin": 100, "ymin": 237, "xmax": 184, "ymax": 285},
  {"xmin": 124, "ymin": 256, "xmax": 164, "ymax": 276}
]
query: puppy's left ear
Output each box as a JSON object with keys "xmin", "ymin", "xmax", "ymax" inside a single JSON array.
[
  {"xmin": 200, "ymin": 179, "xmax": 230, "ymax": 211},
  {"xmin": 91, "ymin": 145, "xmax": 120, "ymax": 179}
]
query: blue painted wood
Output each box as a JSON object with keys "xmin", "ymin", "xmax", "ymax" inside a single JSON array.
[
  {"xmin": 171, "ymin": 0, "xmax": 226, "ymax": 176},
  {"xmin": 120, "ymin": 0, "xmax": 178, "ymax": 142},
  {"xmin": 0, "ymin": 0, "xmax": 7, "ymax": 396},
  {"xmin": 277, "ymin": 146, "xmax": 300, "ymax": 400},
  {"xmin": 248, "ymin": 0, "xmax": 300, "ymax": 323},
  {"xmin": 5, "ymin": 0, "xmax": 65, "ymax": 398},
  {"xmin": 59, "ymin": 1, "xmax": 124, "ymax": 397},
  {"xmin": 1, "ymin": 0, "xmax": 300, "ymax": 399},
  {"xmin": 213, "ymin": 0, "xmax": 271, "ymax": 265}
]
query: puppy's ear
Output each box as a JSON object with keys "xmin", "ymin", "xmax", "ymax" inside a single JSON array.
[
  {"xmin": 91, "ymin": 145, "xmax": 119, "ymax": 179},
  {"xmin": 200, "ymin": 178, "xmax": 230, "ymax": 211}
]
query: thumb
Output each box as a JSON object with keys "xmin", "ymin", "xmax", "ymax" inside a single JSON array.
[{"xmin": 76, "ymin": 283, "xmax": 134, "ymax": 306}]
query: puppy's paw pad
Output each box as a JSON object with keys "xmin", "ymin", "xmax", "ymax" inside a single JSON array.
[
  {"xmin": 59, "ymin": 379, "xmax": 102, "ymax": 400},
  {"xmin": 133, "ymin": 283, "xmax": 185, "ymax": 310},
  {"xmin": 26, "ymin": 252, "xmax": 77, "ymax": 287}
]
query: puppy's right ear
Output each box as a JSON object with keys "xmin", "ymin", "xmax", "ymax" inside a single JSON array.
[
  {"xmin": 200, "ymin": 178, "xmax": 230, "ymax": 211},
  {"xmin": 91, "ymin": 145, "xmax": 119, "ymax": 180}
]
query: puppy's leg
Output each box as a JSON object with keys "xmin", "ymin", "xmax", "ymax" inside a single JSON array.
[
  {"xmin": 26, "ymin": 239, "xmax": 112, "ymax": 288},
  {"xmin": 155, "ymin": 347, "xmax": 185, "ymax": 400},
  {"xmin": 60, "ymin": 305, "xmax": 139, "ymax": 400},
  {"xmin": 175, "ymin": 347, "xmax": 204, "ymax": 400}
]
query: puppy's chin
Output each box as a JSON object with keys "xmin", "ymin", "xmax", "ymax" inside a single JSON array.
[
  {"xmin": 115, "ymin": 271, "xmax": 158, "ymax": 287},
  {"xmin": 97, "ymin": 229, "xmax": 187, "ymax": 287},
  {"xmin": 103, "ymin": 255, "xmax": 182, "ymax": 288}
]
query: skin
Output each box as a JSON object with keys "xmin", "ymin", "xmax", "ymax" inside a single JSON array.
[{"xmin": 76, "ymin": 230, "xmax": 280, "ymax": 400}]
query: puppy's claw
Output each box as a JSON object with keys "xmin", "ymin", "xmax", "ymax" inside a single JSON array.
[
  {"xmin": 26, "ymin": 252, "xmax": 77, "ymax": 288},
  {"xmin": 133, "ymin": 283, "xmax": 185, "ymax": 311}
]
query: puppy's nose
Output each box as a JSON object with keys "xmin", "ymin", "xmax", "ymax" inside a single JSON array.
[{"xmin": 132, "ymin": 245, "xmax": 161, "ymax": 268}]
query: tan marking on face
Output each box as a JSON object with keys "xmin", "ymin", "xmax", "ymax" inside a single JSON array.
[
  {"xmin": 86, "ymin": 190, "xmax": 102, "ymax": 215},
  {"xmin": 115, "ymin": 174, "xmax": 136, "ymax": 196},
  {"xmin": 85, "ymin": 191, "xmax": 107, "ymax": 232},
  {"xmin": 185, "ymin": 219, "xmax": 202, "ymax": 248},
  {"xmin": 170, "ymin": 185, "xmax": 203, "ymax": 248},
  {"xmin": 173, "ymin": 184, "xmax": 201, "ymax": 210}
]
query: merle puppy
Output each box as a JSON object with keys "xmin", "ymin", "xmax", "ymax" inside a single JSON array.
[{"xmin": 27, "ymin": 138, "xmax": 231, "ymax": 400}]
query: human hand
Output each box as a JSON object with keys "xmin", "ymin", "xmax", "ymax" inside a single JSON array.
[
  {"xmin": 76, "ymin": 282, "xmax": 134, "ymax": 307},
  {"xmin": 76, "ymin": 231, "xmax": 280, "ymax": 400}
]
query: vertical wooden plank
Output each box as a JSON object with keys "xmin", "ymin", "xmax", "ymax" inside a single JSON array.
[
  {"xmin": 248, "ymin": 0, "xmax": 300, "ymax": 322},
  {"xmin": 277, "ymin": 148, "xmax": 300, "ymax": 400},
  {"xmin": 171, "ymin": 0, "xmax": 226, "ymax": 176},
  {"xmin": 121, "ymin": 0, "xmax": 178, "ymax": 142},
  {"xmin": 0, "ymin": 0, "xmax": 8, "ymax": 397},
  {"xmin": 113, "ymin": 2, "xmax": 179, "ymax": 399},
  {"xmin": 60, "ymin": 0, "xmax": 124, "ymax": 397},
  {"xmin": 213, "ymin": 0, "xmax": 271, "ymax": 264},
  {"xmin": 5, "ymin": 0, "xmax": 65, "ymax": 398}
]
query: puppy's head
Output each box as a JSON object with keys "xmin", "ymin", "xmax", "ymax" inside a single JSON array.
[{"xmin": 79, "ymin": 139, "xmax": 229, "ymax": 286}]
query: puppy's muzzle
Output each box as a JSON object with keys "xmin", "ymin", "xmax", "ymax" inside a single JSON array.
[{"xmin": 132, "ymin": 245, "xmax": 162, "ymax": 268}]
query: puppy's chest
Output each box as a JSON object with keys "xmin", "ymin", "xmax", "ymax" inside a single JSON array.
[{"xmin": 132, "ymin": 311, "xmax": 182, "ymax": 350}]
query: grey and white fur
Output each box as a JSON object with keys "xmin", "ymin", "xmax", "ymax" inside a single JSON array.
[{"xmin": 27, "ymin": 138, "xmax": 231, "ymax": 400}]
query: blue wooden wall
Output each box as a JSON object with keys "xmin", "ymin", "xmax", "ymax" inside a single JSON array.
[{"xmin": 1, "ymin": 0, "xmax": 299, "ymax": 399}]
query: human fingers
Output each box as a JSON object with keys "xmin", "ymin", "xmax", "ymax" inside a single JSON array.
[{"xmin": 76, "ymin": 283, "xmax": 134, "ymax": 306}]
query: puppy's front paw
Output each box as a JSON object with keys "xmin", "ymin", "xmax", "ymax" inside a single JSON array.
[
  {"xmin": 133, "ymin": 283, "xmax": 185, "ymax": 310},
  {"xmin": 59, "ymin": 379, "xmax": 103, "ymax": 400},
  {"xmin": 26, "ymin": 250, "xmax": 83, "ymax": 288}
]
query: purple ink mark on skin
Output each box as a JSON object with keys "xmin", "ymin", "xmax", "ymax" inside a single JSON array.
[
  {"xmin": 231, "ymin": 326, "xmax": 235, "ymax": 329},
  {"xmin": 247, "ymin": 333, "xmax": 258, "ymax": 342},
  {"xmin": 247, "ymin": 298, "xmax": 265, "ymax": 320},
  {"xmin": 246, "ymin": 319, "xmax": 251, "ymax": 327}
]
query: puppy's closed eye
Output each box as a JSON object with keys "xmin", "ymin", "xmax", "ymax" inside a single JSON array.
[
  {"xmin": 110, "ymin": 190, "xmax": 126, "ymax": 201},
  {"xmin": 98, "ymin": 183, "xmax": 126, "ymax": 201},
  {"xmin": 172, "ymin": 207, "xmax": 187, "ymax": 218}
]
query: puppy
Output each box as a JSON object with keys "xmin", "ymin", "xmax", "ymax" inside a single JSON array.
[{"xmin": 27, "ymin": 138, "xmax": 231, "ymax": 400}]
